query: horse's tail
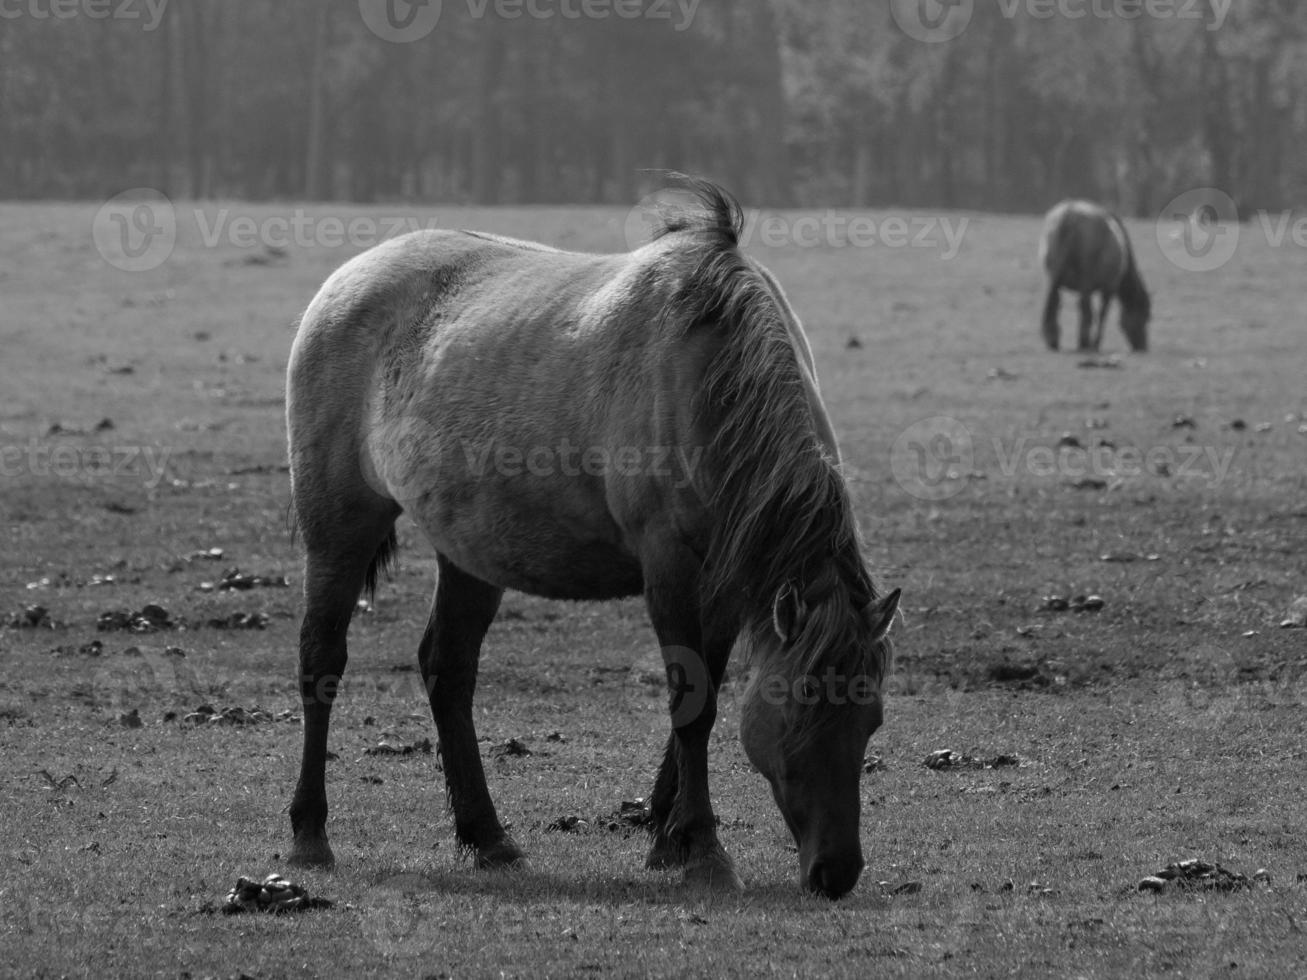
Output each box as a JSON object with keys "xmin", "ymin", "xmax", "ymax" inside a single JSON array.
[
  {"xmin": 363, "ymin": 527, "xmax": 399, "ymax": 600},
  {"xmin": 281, "ymin": 493, "xmax": 396, "ymax": 600},
  {"xmin": 1038, "ymin": 204, "xmax": 1073, "ymax": 349},
  {"xmin": 1039, "ymin": 203, "xmax": 1073, "ymax": 284}
]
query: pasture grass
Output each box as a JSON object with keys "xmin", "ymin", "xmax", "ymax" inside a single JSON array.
[{"xmin": 1, "ymin": 199, "xmax": 1305, "ymax": 978}]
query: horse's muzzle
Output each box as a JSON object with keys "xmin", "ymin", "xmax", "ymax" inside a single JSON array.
[{"xmin": 803, "ymin": 851, "xmax": 864, "ymax": 900}]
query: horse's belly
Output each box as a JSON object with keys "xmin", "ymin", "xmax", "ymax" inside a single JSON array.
[
  {"xmin": 1060, "ymin": 266, "xmax": 1112, "ymax": 293},
  {"xmin": 437, "ymin": 526, "xmax": 644, "ymax": 599},
  {"xmin": 413, "ymin": 478, "xmax": 646, "ymax": 600},
  {"xmin": 449, "ymin": 534, "xmax": 644, "ymax": 600}
]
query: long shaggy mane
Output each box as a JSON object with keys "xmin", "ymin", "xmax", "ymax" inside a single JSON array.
[{"xmin": 653, "ymin": 178, "xmax": 891, "ymax": 718}]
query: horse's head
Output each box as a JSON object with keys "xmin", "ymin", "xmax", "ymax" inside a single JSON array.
[
  {"xmin": 1117, "ymin": 239, "xmax": 1151, "ymax": 352},
  {"xmin": 1120, "ymin": 299, "xmax": 1150, "ymax": 352},
  {"xmin": 738, "ymin": 582, "xmax": 900, "ymax": 899}
]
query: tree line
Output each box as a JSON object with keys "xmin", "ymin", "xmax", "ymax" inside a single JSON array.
[{"xmin": 1, "ymin": 0, "xmax": 1303, "ymax": 215}]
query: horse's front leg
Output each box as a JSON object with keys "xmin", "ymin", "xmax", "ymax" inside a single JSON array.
[
  {"xmin": 645, "ymin": 733, "xmax": 682, "ymax": 870},
  {"xmin": 419, "ymin": 555, "xmax": 522, "ymax": 868},
  {"xmin": 643, "ymin": 564, "xmax": 741, "ymax": 891},
  {"xmin": 645, "ymin": 613, "xmax": 734, "ymax": 871},
  {"xmin": 1094, "ymin": 292, "xmax": 1113, "ymax": 352},
  {"xmin": 1077, "ymin": 292, "xmax": 1095, "ymax": 351}
]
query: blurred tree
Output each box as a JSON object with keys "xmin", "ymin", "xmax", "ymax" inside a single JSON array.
[{"xmin": 1, "ymin": 0, "xmax": 1304, "ymax": 211}]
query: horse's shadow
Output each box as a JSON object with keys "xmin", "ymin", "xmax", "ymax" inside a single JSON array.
[{"xmin": 347, "ymin": 861, "xmax": 882, "ymax": 913}]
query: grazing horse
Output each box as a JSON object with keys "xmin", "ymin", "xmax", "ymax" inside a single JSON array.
[
  {"xmin": 1039, "ymin": 200, "xmax": 1150, "ymax": 352},
  {"xmin": 284, "ymin": 178, "xmax": 900, "ymax": 899}
]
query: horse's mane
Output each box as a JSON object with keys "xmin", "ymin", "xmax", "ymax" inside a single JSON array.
[{"xmin": 653, "ymin": 178, "xmax": 890, "ymax": 712}]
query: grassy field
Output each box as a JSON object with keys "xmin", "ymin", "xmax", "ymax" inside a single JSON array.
[{"xmin": 1, "ymin": 197, "xmax": 1305, "ymax": 979}]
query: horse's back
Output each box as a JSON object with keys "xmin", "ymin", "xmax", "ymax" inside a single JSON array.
[
  {"xmin": 288, "ymin": 230, "xmax": 650, "ymax": 430},
  {"xmin": 289, "ymin": 231, "xmax": 493, "ymax": 404},
  {"xmin": 1040, "ymin": 200, "xmax": 1128, "ymax": 293},
  {"xmin": 287, "ymin": 229, "xmax": 719, "ymax": 598},
  {"xmin": 292, "ymin": 230, "xmax": 577, "ymax": 355}
]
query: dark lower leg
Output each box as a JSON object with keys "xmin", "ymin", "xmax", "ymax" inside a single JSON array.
[
  {"xmin": 666, "ymin": 718, "xmax": 718, "ymax": 860},
  {"xmin": 420, "ymin": 556, "xmax": 519, "ymax": 866},
  {"xmin": 1094, "ymin": 294, "xmax": 1112, "ymax": 351},
  {"xmin": 286, "ymin": 501, "xmax": 397, "ymax": 868},
  {"xmin": 1041, "ymin": 286, "xmax": 1061, "ymax": 350},
  {"xmin": 643, "ymin": 591, "xmax": 736, "ymax": 881},
  {"xmin": 645, "ymin": 734, "xmax": 681, "ymax": 868},
  {"xmin": 288, "ymin": 598, "xmax": 354, "ymax": 868},
  {"xmin": 663, "ymin": 707, "xmax": 740, "ymax": 889},
  {"xmin": 1077, "ymin": 294, "xmax": 1094, "ymax": 351},
  {"xmin": 648, "ymin": 705, "xmax": 724, "ymax": 867}
]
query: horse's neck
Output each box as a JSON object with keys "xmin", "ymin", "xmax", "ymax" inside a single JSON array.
[
  {"xmin": 748, "ymin": 260, "xmax": 819, "ymax": 382},
  {"xmin": 782, "ymin": 327, "xmax": 840, "ymax": 466},
  {"xmin": 746, "ymin": 258, "xmax": 839, "ymax": 464}
]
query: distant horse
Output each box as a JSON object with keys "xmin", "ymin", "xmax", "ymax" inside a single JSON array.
[
  {"xmin": 1039, "ymin": 200, "xmax": 1150, "ymax": 352},
  {"xmin": 284, "ymin": 178, "xmax": 900, "ymax": 899}
]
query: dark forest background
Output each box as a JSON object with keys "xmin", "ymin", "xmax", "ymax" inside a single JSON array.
[{"xmin": 2, "ymin": 0, "xmax": 1304, "ymax": 215}]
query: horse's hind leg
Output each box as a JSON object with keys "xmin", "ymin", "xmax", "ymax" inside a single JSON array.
[
  {"xmin": 418, "ymin": 554, "xmax": 521, "ymax": 868},
  {"xmin": 288, "ymin": 501, "xmax": 399, "ymax": 868},
  {"xmin": 1041, "ymin": 284, "xmax": 1061, "ymax": 350},
  {"xmin": 1093, "ymin": 293, "xmax": 1113, "ymax": 352},
  {"xmin": 1076, "ymin": 292, "xmax": 1095, "ymax": 351}
]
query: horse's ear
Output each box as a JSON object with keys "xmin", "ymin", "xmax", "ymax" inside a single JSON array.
[
  {"xmin": 867, "ymin": 588, "xmax": 902, "ymax": 643},
  {"xmin": 771, "ymin": 581, "xmax": 806, "ymax": 643}
]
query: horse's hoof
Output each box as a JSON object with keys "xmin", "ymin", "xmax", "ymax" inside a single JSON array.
[
  {"xmin": 682, "ymin": 855, "xmax": 743, "ymax": 893},
  {"xmin": 287, "ymin": 836, "xmax": 335, "ymax": 870},
  {"xmin": 475, "ymin": 838, "xmax": 525, "ymax": 869},
  {"xmin": 645, "ymin": 837, "xmax": 682, "ymax": 870}
]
